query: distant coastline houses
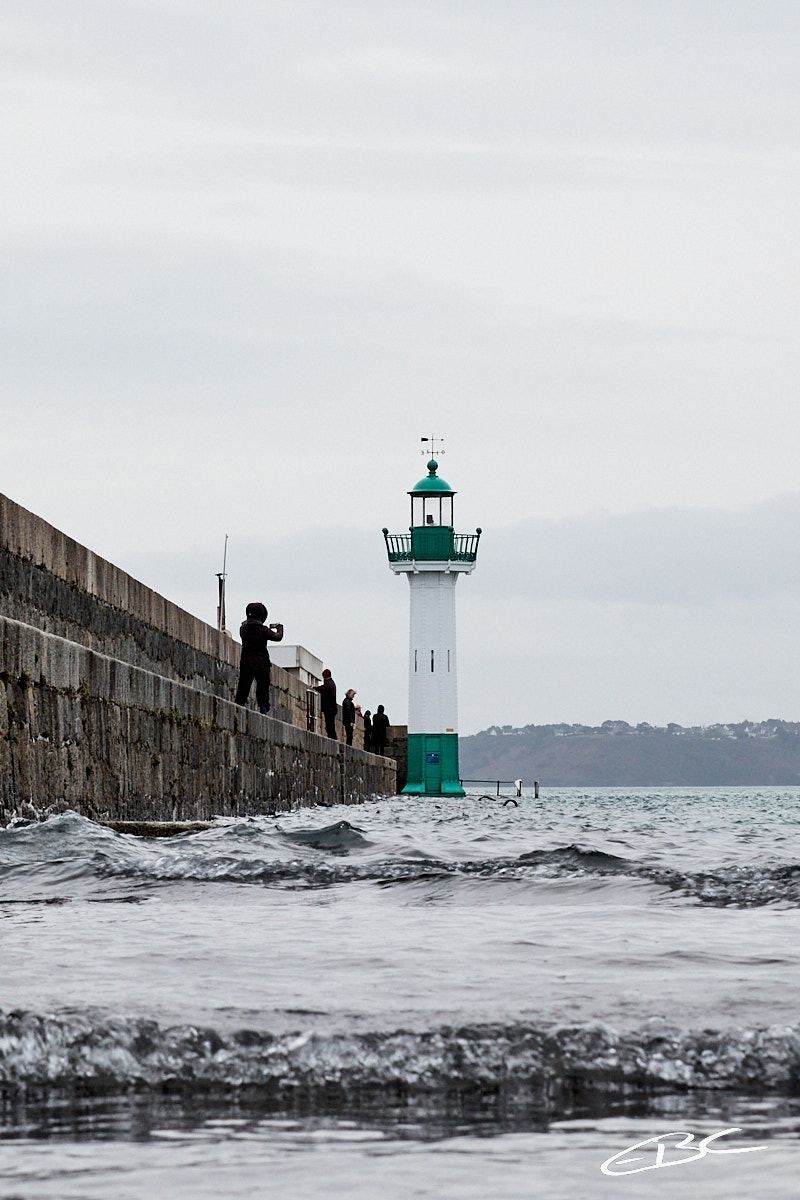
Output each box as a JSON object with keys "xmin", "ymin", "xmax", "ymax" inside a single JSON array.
[
  {"xmin": 483, "ymin": 719, "xmax": 792, "ymax": 740},
  {"xmin": 463, "ymin": 719, "xmax": 800, "ymax": 786}
]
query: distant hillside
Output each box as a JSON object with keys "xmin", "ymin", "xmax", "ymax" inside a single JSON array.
[{"xmin": 459, "ymin": 720, "xmax": 800, "ymax": 786}]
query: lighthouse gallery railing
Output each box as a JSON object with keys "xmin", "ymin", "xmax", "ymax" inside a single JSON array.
[{"xmin": 383, "ymin": 530, "xmax": 481, "ymax": 563}]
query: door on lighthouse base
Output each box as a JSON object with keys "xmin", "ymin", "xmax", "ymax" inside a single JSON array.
[{"xmin": 424, "ymin": 739, "xmax": 442, "ymax": 793}]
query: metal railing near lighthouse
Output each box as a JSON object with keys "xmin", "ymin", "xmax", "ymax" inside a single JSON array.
[
  {"xmin": 383, "ymin": 530, "xmax": 482, "ymax": 563},
  {"xmin": 461, "ymin": 778, "xmax": 524, "ymax": 798}
]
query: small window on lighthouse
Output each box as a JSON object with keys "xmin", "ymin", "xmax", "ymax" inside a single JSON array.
[
  {"xmin": 447, "ymin": 650, "xmax": 451, "ymax": 672},
  {"xmin": 412, "ymin": 493, "xmax": 453, "ymax": 526},
  {"xmin": 414, "ymin": 649, "xmax": 418, "ymax": 672},
  {"xmin": 431, "ymin": 650, "xmax": 435, "ymax": 672}
]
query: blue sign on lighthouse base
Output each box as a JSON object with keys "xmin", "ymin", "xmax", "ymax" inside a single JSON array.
[{"xmin": 403, "ymin": 733, "xmax": 465, "ymax": 796}]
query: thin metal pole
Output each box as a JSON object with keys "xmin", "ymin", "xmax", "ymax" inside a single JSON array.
[{"xmin": 216, "ymin": 533, "xmax": 228, "ymax": 632}]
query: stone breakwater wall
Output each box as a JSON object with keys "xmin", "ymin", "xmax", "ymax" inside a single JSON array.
[
  {"xmin": 1, "ymin": 493, "xmax": 312, "ymax": 729},
  {"xmin": 0, "ymin": 494, "xmax": 396, "ymax": 824}
]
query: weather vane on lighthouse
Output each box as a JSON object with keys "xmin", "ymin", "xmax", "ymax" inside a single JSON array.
[
  {"xmin": 420, "ymin": 435, "xmax": 446, "ymax": 457},
  {"xmin": 383, "ymin": 441, "xmax": 481, "ymax": 796}
]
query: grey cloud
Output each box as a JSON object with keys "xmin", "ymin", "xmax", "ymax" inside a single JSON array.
[
  {"xmin": 122, "ymin": 495, "xmax": 800, "ymax": 611},
  {"xmin": 122, "ymin": 527, "xmax": 384, "ymax": 604},
  {"xmin": 0, "ymin": 241, "xmax": 726, "ymax": 418},
  {"xmin": 478, "ymin": 495, "xmax": 800, "ymax": 603},
  {"xmin": 5, "ymin": 1, "xmax": 800, "ymax": 146}
]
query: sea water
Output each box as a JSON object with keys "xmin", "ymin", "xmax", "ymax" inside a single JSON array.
[{"xmin": 1, "ymin": 787, "xmax": 799, "ymax": 1198}]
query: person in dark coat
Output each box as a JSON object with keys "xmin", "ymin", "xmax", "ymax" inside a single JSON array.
[
  {"xmin": 342, "ymin": 689, "xmax": 357, "ymax": 746},
  {"xmin": 314, "ymin": 669, "xmax": 337, "ymax": 739},
  {"xmin": 362, "ymin": 709, "xmax": 372, "ymax": 752},
  {"xmin": 371, "ymin": 704, "xmax": 389, "ymax": 755},
  {"xmin": 235, "ymin": 602, "xmax": 283, "ymax": 714}
]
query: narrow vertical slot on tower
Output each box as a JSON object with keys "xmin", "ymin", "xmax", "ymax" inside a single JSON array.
[
  {"xmin": 447, "ymin": 650, "xmax": 451, "ymax": 672},
  {"xmin": 414, "ymin": 649, "xmax": 418, "ymax": 672},
  {"xmin": 431, "ymin": 650, "xmax": 435, "ymax": 672}
]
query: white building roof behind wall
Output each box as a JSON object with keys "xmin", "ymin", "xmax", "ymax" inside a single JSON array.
[{"xmin": 269, "ymin": 645, "xmax": 323, "ymax": 687}]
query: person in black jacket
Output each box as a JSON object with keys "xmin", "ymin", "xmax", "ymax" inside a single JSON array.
[
  {"xmin": 314, "ymin": 669, "xmax": 337, "ymax": 739},
  {"xmin": 371, "ymin": 704, "xmax": 389, "ymax": 755},
  {"xmin": 235, "ymin": 602, "xmax": 283, "ymax": 714},
  {"xmin": 362, "ymin": 709, "xmax": 372, "ymax": 752},
  {"xmin": 342, "ymin": 689, "xmax": 357, "ymax": 745}
]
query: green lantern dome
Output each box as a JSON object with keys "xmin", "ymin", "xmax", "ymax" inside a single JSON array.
[{"xmin": 409, "ymin": 459, "xmax": 455, "ymax": 495}]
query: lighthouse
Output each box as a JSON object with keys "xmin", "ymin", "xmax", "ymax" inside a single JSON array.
[{"xmin": 383, "ymin": 456, "xmax": 481, "ymax": 796}]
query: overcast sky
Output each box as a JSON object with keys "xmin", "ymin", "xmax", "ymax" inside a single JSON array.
[{"xmin": 3, "ymin": 1, "xmax": 800, "ymax": 733}]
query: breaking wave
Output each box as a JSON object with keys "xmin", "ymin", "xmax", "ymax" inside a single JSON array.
[
  {"xmin": 89, "ymin": 841, "xmax": 800, "ymax": 907},
  {"xmin": 2, "ymin": 1010, "xmax": 799, "ymax": 1098},
  {"xmin": 279, "ymin": 821, "xmax": 372, "ymax": 852},
  {"xmin": 3, "ymin": 813, "xmax": 800, "ymax": 907}
]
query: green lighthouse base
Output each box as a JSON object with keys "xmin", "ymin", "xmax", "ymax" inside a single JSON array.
[{"xmin": 402, "ymin": 732, "xmax": 465, "ymax": 797}]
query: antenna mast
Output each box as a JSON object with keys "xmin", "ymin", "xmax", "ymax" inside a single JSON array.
[{"xmin": 216, "ymin": 534, "xmax": 228, "ymax": 632}]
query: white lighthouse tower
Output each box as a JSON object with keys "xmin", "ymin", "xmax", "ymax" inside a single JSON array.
[{"xmin": 383, "ymin": 454, "xmax": 481, "ymax": 795}]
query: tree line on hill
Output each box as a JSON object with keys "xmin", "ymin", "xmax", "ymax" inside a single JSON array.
[{"xmin": 458, "ymin": 720, "xmax": 800, "ymax": 786}]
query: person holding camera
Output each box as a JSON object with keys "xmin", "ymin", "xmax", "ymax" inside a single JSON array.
[{"xmin": 235, "ymin": 602, "xmax": 283, "ymax": 714}]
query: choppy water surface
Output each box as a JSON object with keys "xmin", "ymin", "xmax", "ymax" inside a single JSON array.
[{"xmin": 1, "ymin": 787, "xmax": 799, "ymax": 1197}]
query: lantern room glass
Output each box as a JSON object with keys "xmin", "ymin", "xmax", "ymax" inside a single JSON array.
[{"xmin": 411, "ymin": 494, "xmax": 453, "ymax": 527}]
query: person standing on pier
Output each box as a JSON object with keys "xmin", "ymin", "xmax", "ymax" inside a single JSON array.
[
  {"xmin": 315, "ymin": 669, "xmax": 338, "ymax": 739},
  {"xmin": 372, "ymin": 704, "xmax": 389, "ymax": 755},
  {"xmin": 235, "ymin": 602, "xmax": 283, "ymax": 714},
  {"xmin": 362, "ymin": 709, "xmax": 372, "ymax": 752},
  {"xmin": 342, "ymin": 689, "xmax": 357, "ymax": 746}
]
